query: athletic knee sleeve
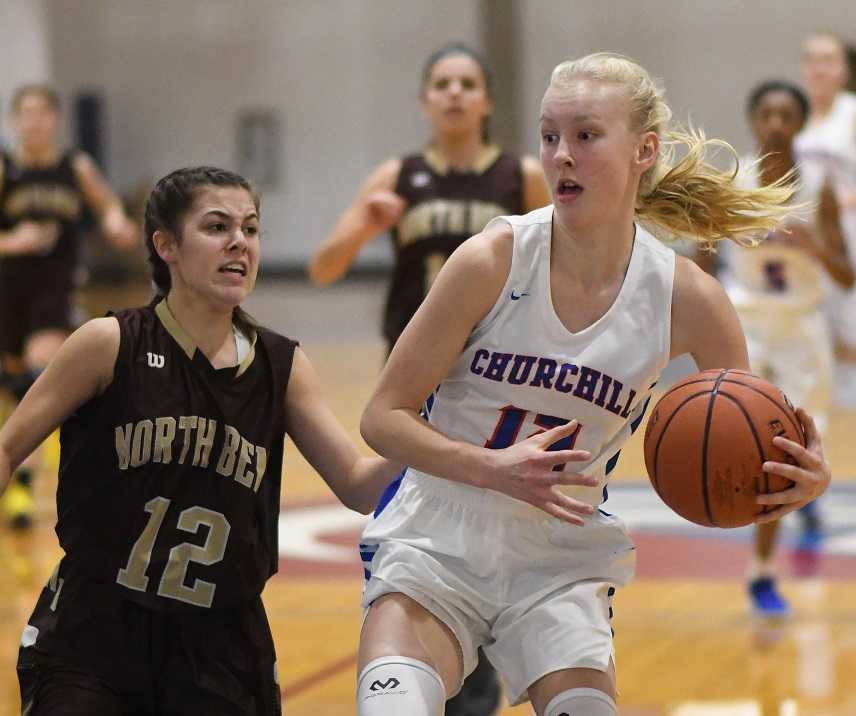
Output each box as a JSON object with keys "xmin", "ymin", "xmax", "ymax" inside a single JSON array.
[
  {"xmin": 357, "ymin": 656, "xmax": 445, "ymax": 716},
  {"xmin": 544, "ymin": 687, "xmax": 617, "ymax": 716}
]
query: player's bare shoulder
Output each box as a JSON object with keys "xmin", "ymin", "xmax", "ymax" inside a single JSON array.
[
  {"xmin": 420, "ymin": 220, "xmax": 515, "ymax": 333},
  {"xmin": 670, "ymin": 253, "xmax": 742, "ymax": 359},
  {"xmin": 451, "ymin": 216, "xmax": 514, "ymax": 275},
  {"xmin": 363, "ymin": 157, "xmax": 403, "ymax": 193},
  {"xmin": 445, "ymin": 219, "xmax": 513, "ymax": 294},
  {"xmin": 73, "ymin": 316, "xmax": 122, "ymax": 391}
]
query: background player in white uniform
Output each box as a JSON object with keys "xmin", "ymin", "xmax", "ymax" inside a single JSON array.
[
  {"xmin": 721, "ymin": 80, "xmax": 853, "ymax": 618},
  {"xmin": 354, "ymin": 54, "xmax": 832, "ymax": 716},
  {"xmin": 795, "ymin": 32, "xmax": 856, "ymax": 406}
]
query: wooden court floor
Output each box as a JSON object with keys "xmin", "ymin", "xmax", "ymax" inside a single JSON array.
[{"xmin": 1, "ymin": 277, "xmax": 855, "ymax": 715}]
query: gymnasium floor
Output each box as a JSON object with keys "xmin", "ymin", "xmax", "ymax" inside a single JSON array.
[{"xmin": 1, "ymin": 277, "xmax": 855, "ymax": 715}]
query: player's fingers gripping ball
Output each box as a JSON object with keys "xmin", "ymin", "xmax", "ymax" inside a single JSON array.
[{"xmin": 643, "ymin": 369, "xmax": 805, "ymax": 528}]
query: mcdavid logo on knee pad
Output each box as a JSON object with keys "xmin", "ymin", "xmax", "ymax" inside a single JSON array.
[{"xmin": 369, "ymin": 678, "xmax": 401, "ymax": 691}]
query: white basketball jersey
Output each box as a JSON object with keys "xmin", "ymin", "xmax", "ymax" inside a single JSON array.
[
  {"xmin": 795, "ymin": 91, "xmax": 856, "ymax": 193},
  {"xmin": 721, "ymin": 157, "xmax": 825, "ymax": 314},
  {"xmin": 411, "ymin": 205, "xmax": 675, "ymax": 508}
]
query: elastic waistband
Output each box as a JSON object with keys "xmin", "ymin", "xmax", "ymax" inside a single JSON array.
[{"xmin": 404, "ymin": 469, "xmax": 600, "ymax": 521}]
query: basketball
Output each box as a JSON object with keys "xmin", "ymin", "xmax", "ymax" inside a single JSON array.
[{"xmin": 643, "ymin": 369, "xmax": 805, "ymax": 528}]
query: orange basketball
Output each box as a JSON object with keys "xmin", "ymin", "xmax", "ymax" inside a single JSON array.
[{"xmin": 643, "ymin": 369, "xmax": 805, "ymax": 528}]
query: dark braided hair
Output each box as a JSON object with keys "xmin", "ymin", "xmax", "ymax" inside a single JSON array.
[
  {"xmin": 421, "ymin": 42, "xmax": 494, "ymax": 143},
  {"xmin": 144, "ymin": 166, "xmax": 260, "ymax": 333}
]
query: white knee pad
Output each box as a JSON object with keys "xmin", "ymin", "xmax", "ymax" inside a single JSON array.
[
  {"xmin": 357, "ymin": 656, "xmax": 445, "ymax": 716},
  {"xmin": 544, "ymin": 687, "xmax": 617, "ymax": 716}
]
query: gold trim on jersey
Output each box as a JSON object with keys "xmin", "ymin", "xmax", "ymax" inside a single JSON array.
[
  {"xmin": 235, "ymin": 336, "xmax": 257, "ymax": 378},
  {"xmin": 423, "ymin": 143, "xmax": 501, "ymax": 176},
  {"xmin": 155, "ymin": 299, "xmax": 258, "ymax": 374}
]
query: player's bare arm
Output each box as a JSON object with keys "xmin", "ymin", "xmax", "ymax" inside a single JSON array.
[
  {"xmin": 670, "ymin": 254, "xmax": 830, "ymax": 520},
  {"xmin": 0, "ymin": 220, "xmax": 59, "ymax": 256},
  {"xmin": 670, "ymin": 255, "xmax": 750, "ymax": 370},
  {"xmin": 0, "ymin": 317, "xmax": 119, "ymax": 493},
  {"xmin": 308, "ymin": 157, "xmax": 403, "ymax": 285},
  {"xmin": 284, "ymin": 347, "xmax": 402, "ymax": 514},
  {"xmin": 813, "ymin": 182, "xmax": 855, "ymax": 288},
  {"xmin": 361, "ymin": 222, "xmax": 596, "ymax": 524},
  {"xmin": 73, "ymin": 152, "xmax": 139, "ymax": 251}
]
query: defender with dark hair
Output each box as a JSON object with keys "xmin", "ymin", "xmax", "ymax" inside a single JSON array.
[{"xmin": 0, "ymin": 166, "xmax": 401, "ymax": 714}]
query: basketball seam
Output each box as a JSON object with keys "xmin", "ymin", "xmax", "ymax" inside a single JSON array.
[
  {"xmin": 717, "ymin": 392, "xmax": 771, "ymax": 516},
  {"xmin": 718, "ymin": 382, "xmax": 802, "ymax": 440},
  {"xmin": 650, "ymin": 390, "xmax": 714, "ymax": 496},
  {"xmin": 701, "ymin": 370, "xmax": 729, "ymax": 527}
]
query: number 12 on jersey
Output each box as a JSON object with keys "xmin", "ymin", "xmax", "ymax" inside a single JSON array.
[
  {"xmin": 117, "ymin": 496, "xmax": 231, "ymax": 608},
  {"xmin": 485, "ymin": 405, "xmax": 582, "ymax": 471}
]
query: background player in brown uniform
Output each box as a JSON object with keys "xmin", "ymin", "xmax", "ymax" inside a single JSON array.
[
  {"xmin": 311, "ymin": 43, "xmax": 550, "ymax": 714},
  {"xmin": 0, "ymin": 84, "xmax": 138, "ymax": 528},
  {"xmin": 310, "ymin": 42, "xmax": 550, "ymax": 355},
  {"xmin": 0, "ymin": 166, "xmax": 401, "ymax": 714}
]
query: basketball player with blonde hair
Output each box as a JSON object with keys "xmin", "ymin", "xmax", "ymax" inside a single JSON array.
[{"xmin": 355, "ymin": 54, "xmax": 831, "ymax": 716}]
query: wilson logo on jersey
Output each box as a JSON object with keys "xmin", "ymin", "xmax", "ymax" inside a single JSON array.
[
  {"xmin": 410, "ymin": 171, "xmax": 431, "ymax": 188},
  {"xmin": 146, "ymin": 352, "xmax": 165, "ymax": 368},
  {"xmin": 470, "ymin": 347, "xmax": 639, "ymax": 418}
]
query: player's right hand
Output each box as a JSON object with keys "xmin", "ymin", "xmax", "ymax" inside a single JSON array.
[
  {"xmin": 365, "ymin": 190, "xmax": 407, "ymax": 231},
  {"xmin": 484, "ymin": 419, "xmax": 598, "ymax": 526},
  {"xmin": 9, "ymin": 221, "xmax": 60, "ymax": 256}
]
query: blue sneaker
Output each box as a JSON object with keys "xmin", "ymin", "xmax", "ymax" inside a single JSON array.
[{"xmin": 748, "ymin": 577, "xmax": 791, "ymax": 619}]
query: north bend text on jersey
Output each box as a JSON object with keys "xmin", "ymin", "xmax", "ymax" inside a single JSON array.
[
  {"xmin": 470, "ymin": 348, "xmax": 639, "ymax": 417},
  {"xmin": 114, "ymin": 416, "xmax": 268, "ymax": 492}
]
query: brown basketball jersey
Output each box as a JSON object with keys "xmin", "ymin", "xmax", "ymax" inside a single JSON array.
[
  {"xmin": 0, "ymin": 150, "xmax": 85, "ymax": 288},
  {"xmin": 56, "ymin": 299, "xmax": 296, "ymax": 611},
  {"xmin": 385, "ymin": 145, "xmax": 524, "ymax": 346}
]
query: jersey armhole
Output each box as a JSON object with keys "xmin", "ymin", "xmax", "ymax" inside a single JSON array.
[
  {"xmin": 96, "ymin": 313, "xmax": 128, "ymax": 403},
  {"xmin": 663, "ymin": 248, "xmax": 676, "ymax": 369},
  {"xmin": 466, "ymin": 216, "xmax": 517, "ymax": 344}
]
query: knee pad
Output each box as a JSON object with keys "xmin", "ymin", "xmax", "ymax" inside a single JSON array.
[
  {"xmin": 357, "ymin": 656, "xmax": 445, "ymax": 716},
  {"xmin": 544, "ymin": 687, "xmax": 617, "ymax": 716}
]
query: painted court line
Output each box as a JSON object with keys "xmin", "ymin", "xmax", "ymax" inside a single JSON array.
[{"xmin": 281, "ymin": 652, "xmax": 358, "ymax": 699}]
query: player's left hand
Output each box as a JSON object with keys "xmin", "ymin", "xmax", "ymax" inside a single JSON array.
[{"xmin": 754, "ymin": 407, "xmax": 831, "ymax": 524}]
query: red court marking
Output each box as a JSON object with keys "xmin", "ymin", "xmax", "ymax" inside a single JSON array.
[{"xmin": 281, "ymin": 652, "xmax": 358, "ymax": 699}]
